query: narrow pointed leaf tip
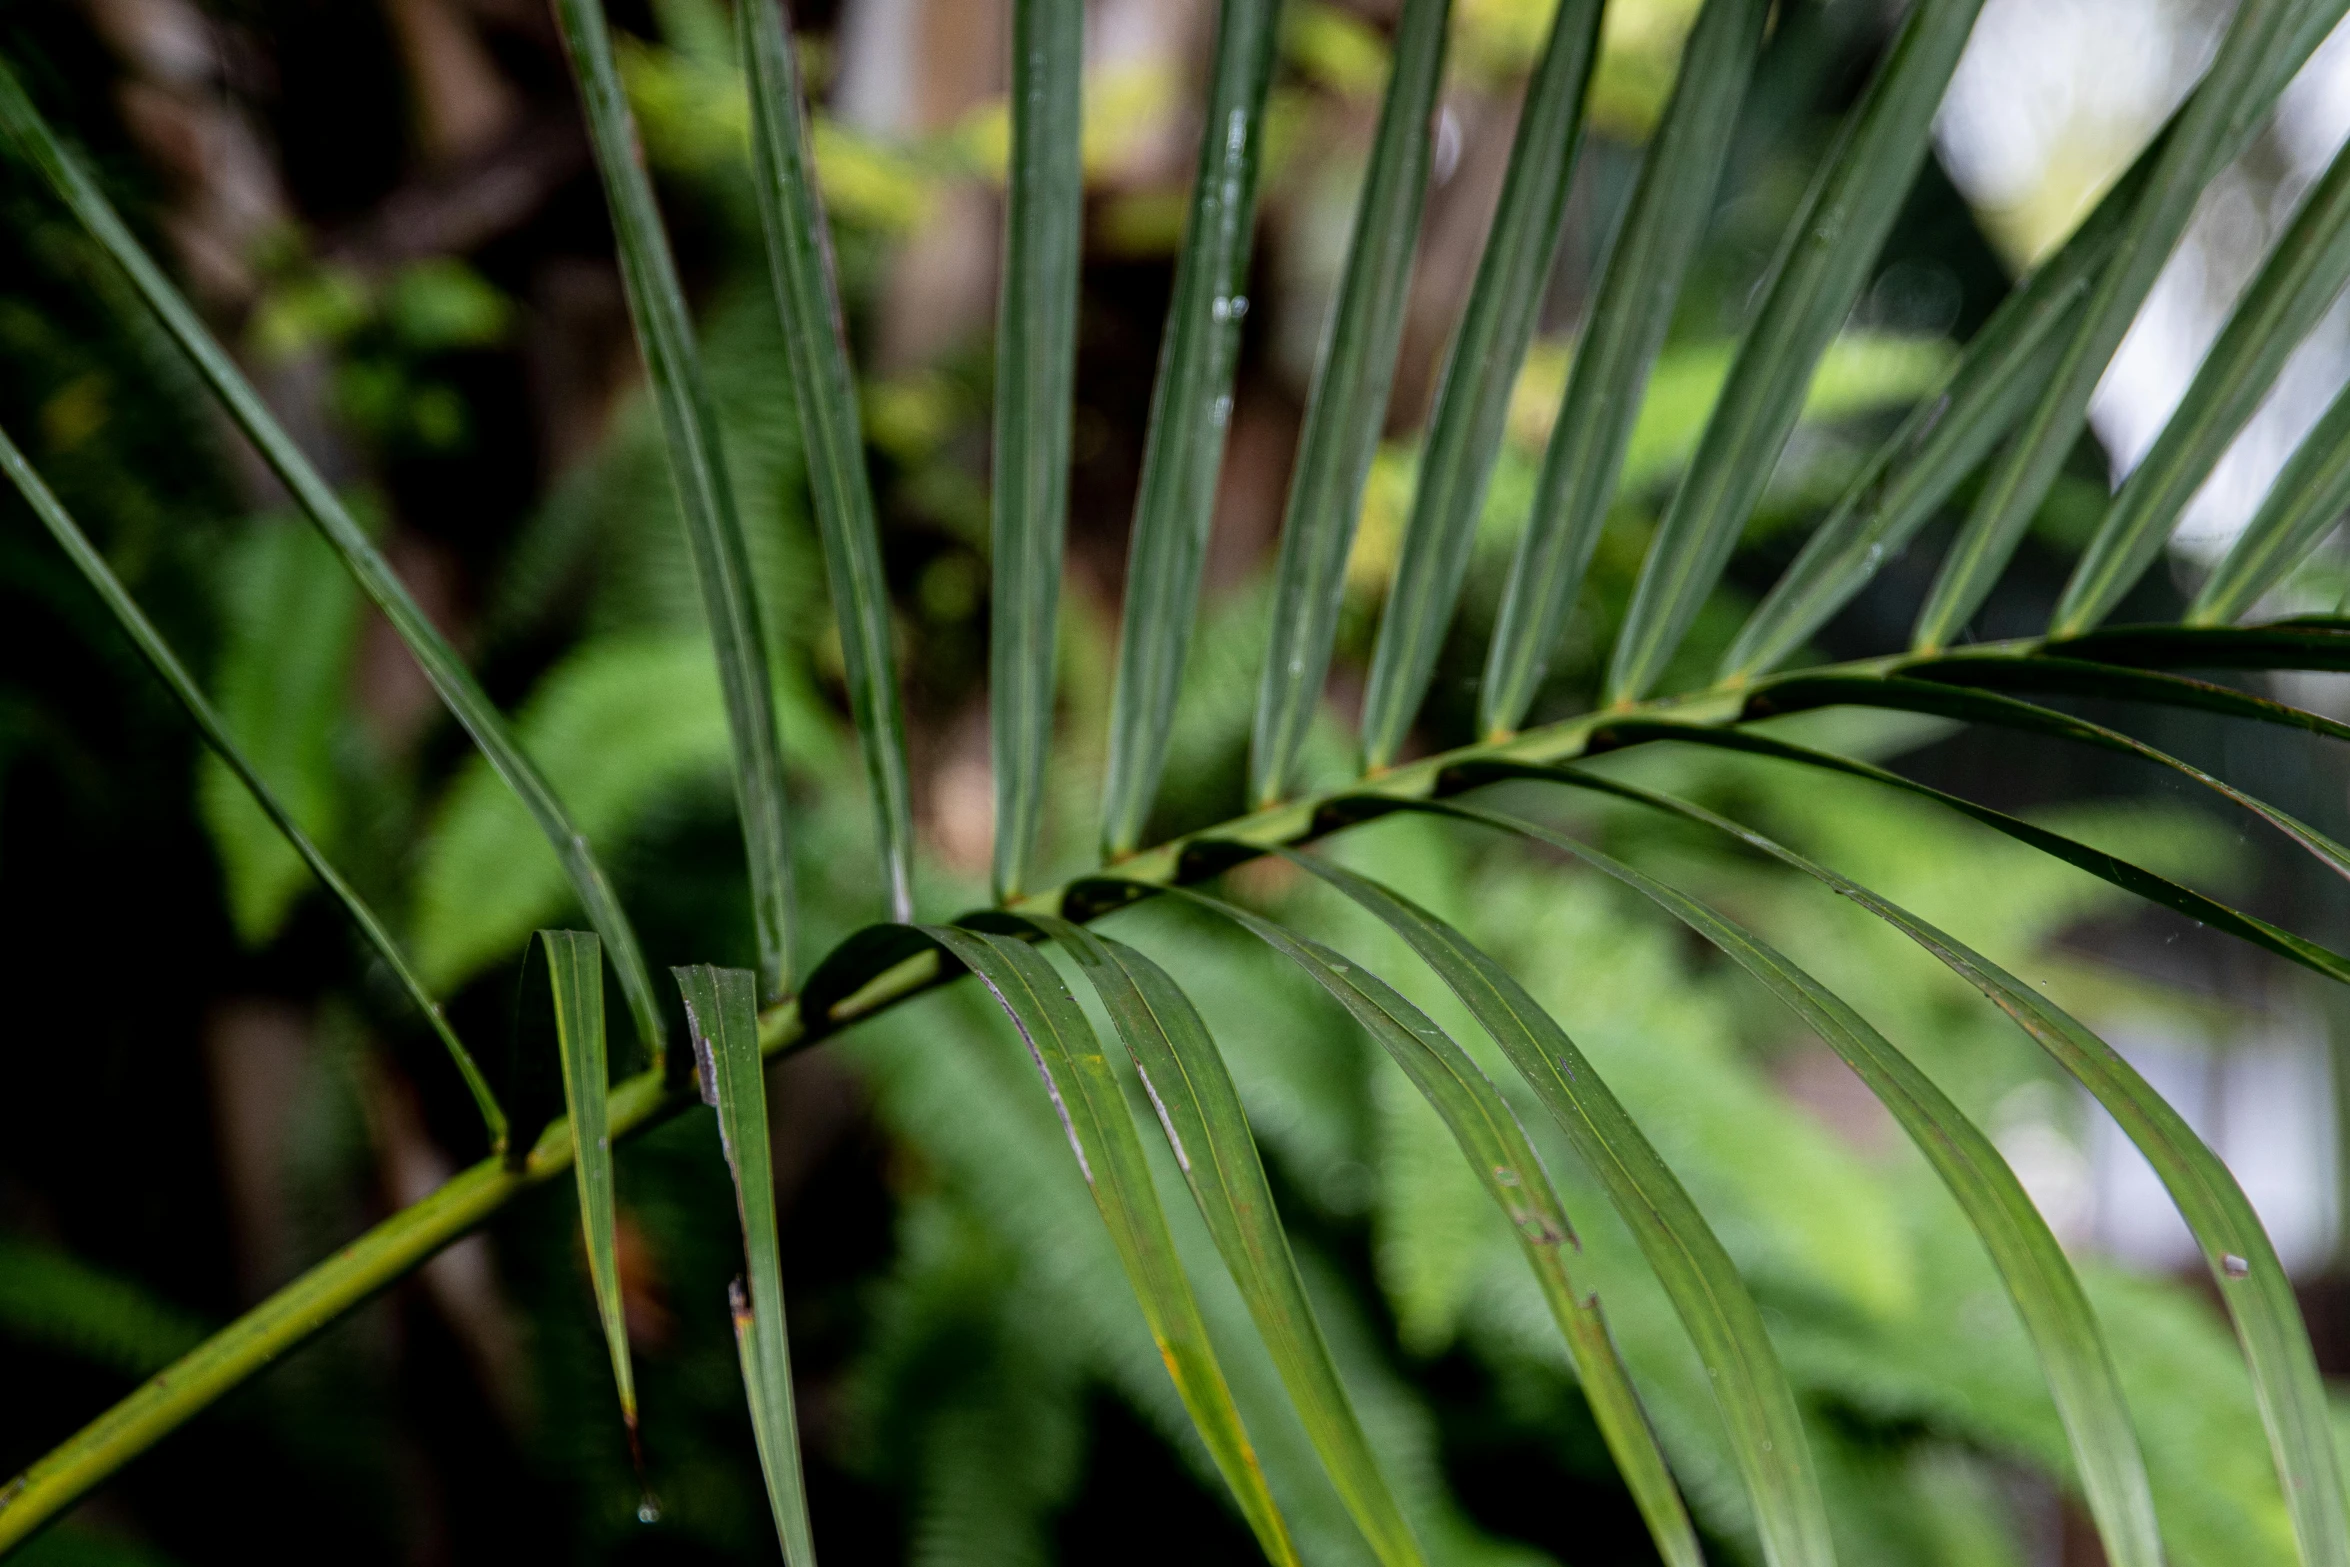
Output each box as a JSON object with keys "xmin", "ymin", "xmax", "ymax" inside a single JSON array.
[
  {"xmin": 0, "ymin": 55, "xmax": 668, "ymax": 1059},
  {"xmin": 1359, "ymin": 0, "xmax": 1606, "ymax": 769},
  {"xmin": 553, "ymin": 0, "xmax": 801, "ymax": 998},
  {"xmin": 677, "ymin": 963, "xmax": 820, "ymax": 1565},
  {"xmin": 990, "ymin": 0, "xmax": 1085, "ymax": 899},
  {"xmin": 1251, "ymin": 0, "xmax": 1451, "ymax": 806},
  {"xmin": 1607, "ymin": 0, "xmax": 1988, "ymax": 705},
  {"xmin": 1034, "ymin": 916, "xmax": 1431, "ymax": 1567},
  {"xmin": 919, "ymin": 924, "xmax": 1300, "ymax": 1565},
  {"xmin": 1483, "ymin": 0, "xmax": 1771, "ymax": 737},
  {"xmin": 539, "ymin": 931, "xmax": 636, "ymax": 1437},
  {"xmin": 1100, "ymin": 0, "xmax": 1283, "ymax": 855},
  {"xmin": 741, "ymin": 0, "xmax": 917, "ymax": 922},
  {"xmin": 0, "ymin": 425, "xmax": 506, "ymax": 1147}
]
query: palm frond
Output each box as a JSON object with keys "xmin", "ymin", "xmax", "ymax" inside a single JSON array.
[
  {"xmin": 925, "ymin": 923, "xmax": 1300, "ymax": 1564},
  {"xmin": 1414, "ymin": 802, "xmax": 2162, "ymax": 1567},
  {"xmin": 1724, "ymin": 0, "xmax": 2350, "ymax": 682},
  {"xmin": 740, "ymin": 0, "xmax": 918, "ymax": 923},
  {"xmin": 1357, "ymin": 0, "xmax": 1605, "ymax": 768},
  {"xmin": 552, "ymin": 0, "xmax": 803, "ymax": 996},
  {"xmin": 1035, "ymin": 915, "xmax": 1431, "ymax": 1567},
  {"xmin": 2191, "ymin": 386, "xmax": 2350, "ymax": 623},
  {"xmin": 1515, "ymin": 770, "xmax": 2350, "ymax": 1567},
  {"xmin": 989, "ymin": 0, "xmax": 1086, "ymax": 899},
  {"xmin": 533, "ymin": 930, "xmax": 638, "ymax": 1444},
  {"xmin": 1102, "ymin": 0, "xmax": 1284, "ymax": 857},
  {"xmin": 1482, "ymin": 0, "xmax": 1771, "ymax": 737},
  {"xmin": 1251, "ymin": 0, "xmax": 1451, "ymax": 807},
  {"xmin": 21, "ymin": 4, "xmax": 2350, "ymax": 1561},
  {"xmin": 680, "ymin": 963, "xmax": 819, "ymax": 1565},
  {"xmin": 1607, "ymin": 0, "xmax": 1988, "ymax": 704},
  {"xmin": 1914, "ymin": 0, "xmax": 2326, "ymax": 652},
  {"xmin": 1146, "ymin": 883, "xmax": 1714, "ymax": 1567},
  {"xmin": 2055, "ymin": 131, "xmax": 2350, "ymax": 634}
]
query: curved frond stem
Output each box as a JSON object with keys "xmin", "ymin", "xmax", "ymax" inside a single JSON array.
[
  {"xmin": 16, "ymin": 623, "xmax": 2350, "ymax": 1542},
  {"xmin": 1559, "ymin": 718, "xmax": 2350, "ymax": 985},
  {"xmin": 1744, "ymin": 672, "xmax": 2350, "ymax": 882}
]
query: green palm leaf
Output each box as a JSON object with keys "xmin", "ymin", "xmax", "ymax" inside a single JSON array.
[
  {"xmin": 0, "ymin": 58, "xmax": 670, "ymax": 1060},
  {"xmin": 678, "ymin": 963, "xmax": 819, "ymax": 1565},
  {"xmin": 1357, "ymin": 0, "xmax": 1605, "ymax": 769},
  {"xmin": 1034, "ymin": 915, "xmax": 1430, "ymax": 1567},
  {"xmin": 1141, "ymin": 881, "xmax": 1721, "ymax": 1567},
  {"xmin": 1507, "ymin": 770, "xmax": 2350, "ymax": 1567},
  {"xmin": 552, "ymin": 0, "xmax": 802, "ymax": 998},
  {"xmin": 1251, "ymin": 0, "xmax": 1451, "ymax": 806},
  {"xmin": 1405, "ymin": 800, "xmax": 2163, "ymax": 1567},
  {"xmin": 989, "ymin": 0, "xmax": 1086, "ymax": 899},
  {"xmin": 1607, "ymin": 0, "xmax": 1988, "ymax": 705},
  {"xmin": 535, "ymin": 930, "xmax": 638, "ymax": 1444},
  {"xmin": 1483, "ymin": 0, "xmax": 1772, "ymax": 736},
  {"xmin": 740, "ymin": 0, "xmax": 917, "ymax": 922},
  {"xmin": 1902, "ymin": 652, "xmax": 2350, "ymax": 745},
  {"xmin": 1745, "ymin": 672, "xmax": 2350, "ymax": 880},
  {"xmin": 1552, "ymin": 720, "xmax": 2350, "ymax": 986},
  {"xmin": 1913, "ymin": 0, "xmax": 2318, "ymax": 653},
  {"xmin": 1721, "ymin": 0, "xmax": 2350, "ymax": 682},
  {"xmin": 923, "ymin": 924, "xmax": 1300, "ymax": 1564},
  {"xmin": 1101, "ymin": 0, "xmax": 1283, "ymax": 857},
  {"xmin": 1208, "ymin": 856, "xmax": 1832, "ymax": 1567},
  {"xmin": 2055, "ymin": 131, "xmax": 2350, "ymax": 635},
  {"xmin": 2050, "ymin": 618, "xmax": 2350, "ymax": 670},
  {"xmin": 2189, "ymin": 383, "xmax": 2350, "ymax": 624},
  {"xmin": 0, "ymin": 424, "xmax": 504, "ymax": 1146}
]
